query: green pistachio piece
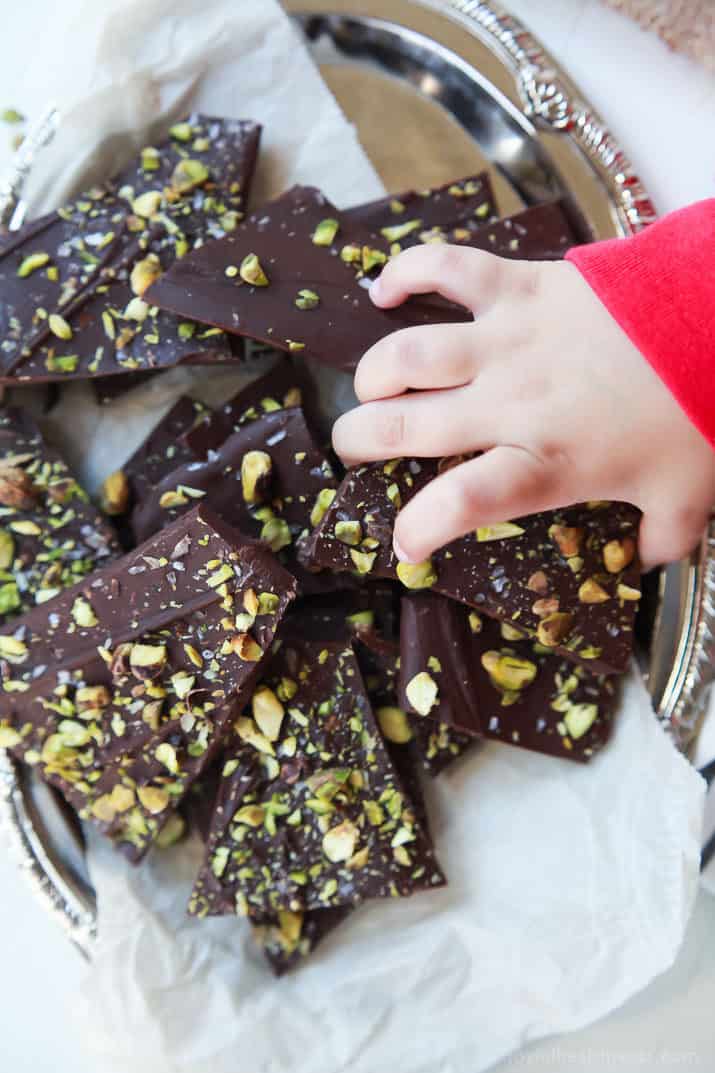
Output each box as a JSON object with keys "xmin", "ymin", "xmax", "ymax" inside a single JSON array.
[
  {"xmin": 171, "ymin": 158, "xmax": 209, "ymax": 193},
  {"xmin": 239, "ymin": 253, "xmax": 269, "ymax": 286},
  {"xmin": 563, "ymin": 702, "xmax": 598, "ymax": 740},
  {"xmin": 294, "ymin": 288, "xmax": 320, "ymax": 311},
  {"xmin": 377, "ymin": 706, "xmax": 413, "ymax": 744},
  {"xmin": 312, "ymin": 218, "xmax": 339, "ymax": 246},
  {"xmin": 71, "ymin": 596, "xmax": 97, "ymax": 628},
  {"xmin": 140, "ymin": 146, "xmax": 160, "ymax": 171},
  {"xmin": 132, "ymin": 190, "xmax": 162, "ymax": 218},
  {"xmin": 349, "ymin": 548, "xmax": 376, "ymax": 574},
  {"xmin": 361, "ymin": 246, "xmax": 387, "ymax": 273},
  {"xmin": 260, "ymin": 517, "xmax": 292, "ymax": 553},
  {"xmin": 48, "ymin": 314, "xmax": 73, "ymax": 341},
  {"xmin": 405, "ymin": 671, "xmax": 438, "ymax": 717},
  {"xmin": 45, "ymin": 354, "xmax": 79, "ymax": 374},
  {"xmin": 0, "ymin": 725, "xmax": 22, "ymax": 748},
  {"xmin": 309, "ymin": 487, "xmax": 336, "ymax": 528},
  {"xmin": 0, "ymin": 582, "xmax": 19, "ymax": 615},
  {"xmin": 1, "ymin": 109, "xmax": 24, "ymax": 124},
  {"xmin": 17, "ymin": 252, "xmax": 50, "ymax": 278},
  {"xmin": 481, "ymin": 651, "xmax": 537, "ymax": 692},
  {"xmin": 0, "ymin": 636, "xmax": 28, "ymax": 664},
  {"xmin": 241, "ymin": 449, "xmax": 272, "ymax": 504},
  {"xmin": 334, "ymin": 519, "xmax": 362, "ymax": 546},
  {"xmin": 322, "ymin": 819, "xmax": 359, "ymax": 862},
  {"xmin": 380, "ymin": 219, "xmax": 422, "ymax": 243},
  {"xmin": 169, "ymin": 122, "xmax": 193, "ymax": 142},
  {"xmin": 0, "ymin": 531, "xmax": 15, "ymax": 571},
  {"xmin": 340, "ymin": 243, "xmax": 362, "ymax": 264},
  {"xmin": 396, "ymin": 559, "xmax": 437, "ymax": 590},
  {"xmin": 475, "ymin": 523, "xmax": 525, "ymax": 541}
]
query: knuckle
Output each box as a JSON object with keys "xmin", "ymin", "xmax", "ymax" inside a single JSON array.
[
  {"xmin": 388, "ymin": 329, "xmax": 422, "ymax": 371},
  {"xmin": 373, "ymin": 405, "xmax": 406, "ymax": 451}
]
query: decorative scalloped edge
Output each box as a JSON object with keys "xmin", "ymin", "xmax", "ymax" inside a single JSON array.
[
  {"xmin": 440, "ymin": 0, "xmax": 658, "ymax": 234},
  {"xmin": 0, "ymin": 107, "xmax": 60, "ymax": 228}
]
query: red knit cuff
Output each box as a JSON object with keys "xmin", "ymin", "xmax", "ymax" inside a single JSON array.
[{"xmin": 566, "ymin": 200, "xmax": 715, "ymax": 449}]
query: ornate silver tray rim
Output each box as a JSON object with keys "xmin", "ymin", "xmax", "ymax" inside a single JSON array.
[{"xmin": 0, "ymin": 0, "xmax": 713, "ymax": 959}]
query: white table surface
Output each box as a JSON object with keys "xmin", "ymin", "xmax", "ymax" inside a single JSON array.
[{"xmin": 0, "ymin": 2, "xmax": 714, "ymax": 1071}]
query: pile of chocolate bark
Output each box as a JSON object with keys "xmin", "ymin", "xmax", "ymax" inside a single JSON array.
[{"xmin": 0, "ymin": 116, "xmax": 641, "ymax": 973}]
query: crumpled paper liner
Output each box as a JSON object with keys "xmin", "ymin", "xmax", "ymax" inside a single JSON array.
[{"xmin": 2, "ymin": 1, "xmax": 707, "ymax": 1070}]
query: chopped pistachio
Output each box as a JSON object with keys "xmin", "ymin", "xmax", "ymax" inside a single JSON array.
[
  {"xmin": 312, "ymin": 218, "xmax": 339, "ymax": 246},
  {"xmin": 260, "ymin": 517, "xmax": 291, "ymax": 553},
  {"xmin": 130, "ymin": 254, "xmax": 161, "ymax": 297},
  {"xmin": 48, "ymin": 314, "xmax": 73, "ymax": 341},
  {"xmin": 481, "ymin": 651, "xmax": 537, "ymax": 692},
  {"xmin": 349, "ymin": 548, "xmax": 376, "ymax": 574},
  {"xmin": 100, "ymin": 470, "xmax": 130, "ymax": 516},
  {"xmin": 71, "ymin": 596, "xmax": 97, "ymax": 628},
  {"xmin": 252, "ymin": 687, "xmax": 285, "ymax": 742},
  {"xmin": 377, "ymin": 706, "xmax": 413, "ymax": 744},
  {"xmin": 322, "ymin": 819, "xmax": 359, "ymax": 863},
  {"xmin": 396, "ymin": 559, "xmax": 437, "ymax": 590},
  {"xmin": 132, "ymin": 190, "xmax": 162, "ymax": 218},
  {"xmin": 295, "ymin": 288, "xmax": 320, "ymax": 311},
  {"xmin": 405, "ymin": 671, "xmax": 438, "ymax": 717},
  {"xmin": 239, "ymin": 253, "xmax": 269, "ymax": 287},
  {"xmin": 241, "ymin": 449, "xmax": 272, "ymax": 504},
  {"xmin": 169, "ymin": 121, "xmax": 193, "ymax": 142},
  {"xmin": 310, "ymin": 488, "xmax": 336, "ymax": 527},
  {"xmin": 334, "ymin": 519, "xmax": 362, "ymax": 546},
  {"xmin": 0, "ymin": 531, "xmax": 14, "ymax": 570},
  {"xmin": 171, "ymin": 158, "xmax": 209, "ymax": 193},
  {"xmin": 17, "ymin": 252, "xmax": 50, "ymax": 278},
  {"xmin": 155, "ymin": 742, "xmax": 179, "ymax": 774},
  {"xmin": 0, "ymin": 636, "xmax": 28, "ymax": 664},
  {"xmin": 563, "ymin": 702, "xmax": 598, "ymax": 740},
  {"xmin": 380, "ymin": 219, "xmax": 422, "ymax": 243},
  {"xmin": 475, "ymin": 522, "xmax": 525, "ymax": 541}
]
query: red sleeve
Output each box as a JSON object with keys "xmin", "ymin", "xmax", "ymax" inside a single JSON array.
[{"xmin": 566, "ymin": 200, "xmax": 715, "ymax": 448}]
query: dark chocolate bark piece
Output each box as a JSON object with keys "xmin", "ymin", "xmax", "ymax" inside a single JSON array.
[
  {"xmin": 302, "ymin": 458, "xmax": 642, "ymax": 674},
  {"xmin": 354, "ymin": 627, "xmax": 475, "ymax": 779},
  {"xmin": 131, "ymin": 406, "xmax": 340, "ymax": 593},
  {"xmin": 251, "ymin": 906, "xmax": 351, "ymax": 976},
  {"xmin": 184, "ymin": 359, "xmax": 313, "ymax": 457},
  {"xmin": 1, "ymin": 116, "xmax": 261, "ymax": 385},
  {"xmin": 0, "ymin": 407, "xmax": 120, "ymax": 623},
  {"xmin": 399, "ymin": 592, "xmax": 618, "ymax": 761},
  {"xmin": 102, "ymin": 395, "xmax": 210, "ymax": 519},
  {"xmin": 188, "ymin": 637, "xmax": 444, "ymax": 916},
  {"xmin": 342, "ymin": 173, "xmax": 497, "ymax": 248},
  {"xmin": 145, "ymin": 185, "xmax": 472, "ymax": 373},
  {"xmin": 448, "ymin": 201, "xmax": 578, "ymax": 260},
  {"xmin": 0, "ymin": 505, "xmax": 296, "ymax": 860}
]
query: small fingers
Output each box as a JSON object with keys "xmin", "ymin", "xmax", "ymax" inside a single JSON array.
[
  {"xmin": 393, "ymin": 446, "xmax": 558, "ymax": 563},
  {"xmin": 370, "ymin": 243, "xmax": 530, "ymax": 312},
  {"xmin": 332, "ymin": 387, "xmax": 492, "ymax": 465},
  {"xmin": 354, "ymin": 322, "xmax": 480, "ymax": 402}
]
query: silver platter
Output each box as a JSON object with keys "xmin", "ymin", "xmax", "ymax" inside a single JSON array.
[{"xmin": 1, "ymin": 0, "xmax": 713, "ymax": 956}]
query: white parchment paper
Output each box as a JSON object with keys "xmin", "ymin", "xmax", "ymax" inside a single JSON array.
[{"xmin": 2, "ymin": 1, "xmax": 706, "ymax": 1069}]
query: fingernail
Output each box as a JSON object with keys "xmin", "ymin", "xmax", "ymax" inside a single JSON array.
[
  {"xmin": 369, "ymin": 276, "xmax": 383, "ymax": 303},
  {"xmin": 393, "ymin": 536, "xmax": 413, "ymax": 563}
]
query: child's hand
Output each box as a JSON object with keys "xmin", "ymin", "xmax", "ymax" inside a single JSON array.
[{"xmin": 331, "ymin": 245, "xmax": 715, "ymax": 569}]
